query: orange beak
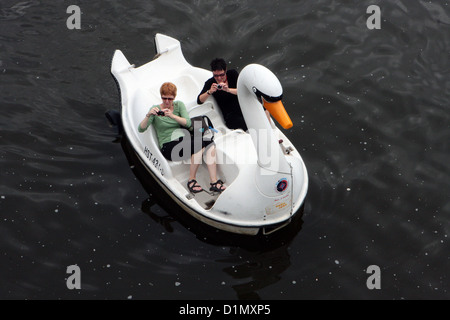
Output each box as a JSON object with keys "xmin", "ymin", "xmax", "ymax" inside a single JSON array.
[{"xmin": 263, "ymin": 100, "xmax": 293, "ymax": 129}]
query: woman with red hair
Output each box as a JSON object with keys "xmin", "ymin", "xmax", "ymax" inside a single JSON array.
[{"xmin": 139, "ymin": 82, "xmax": 225, "ymax": 194}]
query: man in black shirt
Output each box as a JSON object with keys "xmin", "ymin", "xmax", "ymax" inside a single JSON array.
[{"xmin": 197, "ymin": 58, "xmax": 248, "ymax": 131}]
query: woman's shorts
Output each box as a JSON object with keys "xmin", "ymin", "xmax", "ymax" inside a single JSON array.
[{"xmin": 160, "ymin": 136, "xmax": 214, "ymax": 161}]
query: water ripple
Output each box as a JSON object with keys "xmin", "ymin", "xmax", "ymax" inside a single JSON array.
[{"xmin": 0, "ymin": 0, "xmax": 448, "ymax": 299}]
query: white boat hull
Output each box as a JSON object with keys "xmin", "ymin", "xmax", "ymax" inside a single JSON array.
[{"xmin": 111, "ymin": 34, "xmax": 308, "ymax": 235}]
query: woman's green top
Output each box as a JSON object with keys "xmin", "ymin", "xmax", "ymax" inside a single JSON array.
[{"xmin": 138, "ymin": 101, "xmax": 191, "ymax": 149}]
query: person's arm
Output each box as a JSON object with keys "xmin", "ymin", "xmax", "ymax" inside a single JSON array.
[
  {"xmin": 220, "ymin": 69, "xmax": 238, "ymax": 95},
  {"xmin": 197, "ymin": 79, "xmax": 215, "ymax": 104},
  {"xmin": 138, "ymin": 106, "xmax": 159, "ymax": 132},
  {"xmin": 168, "ymin": 101, "xmax": 191, "ymax": 128},
  {"xmin": 198, "ymin": 90, "xmax": 211, "ymax": 103},
  {"xmin": 223, "ymin": 87, "xmax": 237, "ymax": 95}
]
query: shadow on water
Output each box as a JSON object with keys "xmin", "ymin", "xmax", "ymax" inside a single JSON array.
[
  {"xmin": 106, "ymin": 110, "xmax": 305, "ymax": 299},
  {"xmin": 124, "ymin": 135, "xmax": 305, "ymax": 299},
  {"xmin": 105, "ymin": 111, "xmax": 304, "ymax": 248},
  {"xmin": 119, "ymin": 132, "xmax": 304, "ymax": 249}
]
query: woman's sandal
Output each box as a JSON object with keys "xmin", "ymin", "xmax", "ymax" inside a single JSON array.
[
  {"xmin": 210, "ymin": 179, "xmax": 226, "ymax": 193},
  {"xmin": 187, "ymin": 179, "xmax": 203, "ymax": 193}
]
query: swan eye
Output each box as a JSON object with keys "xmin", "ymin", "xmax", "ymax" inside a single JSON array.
[
  {"xmin": 253, "ymin": 87, "xmax": 283, "ymax": 104},
  {"xmin": 252, "ymin": 87, "xmax": 263, "ymax": 103}
]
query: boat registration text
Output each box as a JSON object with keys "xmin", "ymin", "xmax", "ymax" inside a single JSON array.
[{"xmin": 143, "ymin": 146, "xmax": 164, "ymax": 176}]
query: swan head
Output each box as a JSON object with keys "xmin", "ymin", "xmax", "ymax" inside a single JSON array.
[{"xmin": 243, "ymin": 64, "xmax": 293, "ymax": 129}]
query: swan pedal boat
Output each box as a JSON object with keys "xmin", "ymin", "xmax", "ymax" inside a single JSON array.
[{"xmin": 111, "ymin": 34, "xmax": 308, "ymax": 235}]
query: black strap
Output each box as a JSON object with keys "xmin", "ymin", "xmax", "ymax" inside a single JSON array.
[{"xmin": 203, "ymin": 115, "xmax": 213, "ymax": 130}]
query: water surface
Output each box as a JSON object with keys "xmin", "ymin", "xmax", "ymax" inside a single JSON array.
[{"xmin": 0, "ymin": 0, "xmax": 449, "ymax": 299}]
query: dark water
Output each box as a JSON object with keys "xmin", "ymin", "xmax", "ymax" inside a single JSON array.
[{"xmin": 1, "ymin": 0, "xmax": 449, "ymax": 300}]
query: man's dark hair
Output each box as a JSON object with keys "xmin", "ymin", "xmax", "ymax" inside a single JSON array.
[{"xmin": 210, "ymin": 58, "xmax": 227, "ymax": 71}]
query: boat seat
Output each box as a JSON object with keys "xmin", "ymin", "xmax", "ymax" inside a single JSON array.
[
  {"xmin": 171, "ymin": 74, "xmax": 201, "ymax": 103},
  {"xmin": 142, "ymin": 73, "xmax": 202, "ymax": 107}
]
